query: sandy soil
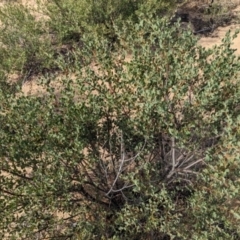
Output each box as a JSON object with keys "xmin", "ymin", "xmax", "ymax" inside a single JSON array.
[{"xmin": 198, "ymin": 4, "xmax": 240, "ymax": 54}]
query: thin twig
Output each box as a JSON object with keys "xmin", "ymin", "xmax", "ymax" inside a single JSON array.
[
  {"xmin": 106, "ymin": 130, "xmax": 125, "ymax": 196},
  {"xmin": 183, "ymin": 158, "xmax": 205, "ymax": 170}
]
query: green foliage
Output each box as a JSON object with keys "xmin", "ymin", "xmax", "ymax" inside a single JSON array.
[
  {"xmin": 0, "ymin": 0, "xmax": 179, "ymax": 77},
  {"xmin": 184, "ymin": 120, "xmax": 240, "ymax": 240},
  {"xmin": 0, "ymin": 3, "xmax": 55, "ymax": 76},
  {"xmin": 46, "ymin": 0, "xmax": 178, "ymax": 42},
  {"xmin": 0, "ymin": 2, "xmax": 240, "ymax": 240}
]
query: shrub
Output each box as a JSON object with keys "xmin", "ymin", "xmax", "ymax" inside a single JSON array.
[
  {"xmin": 1, "ymin": 6, "xmax": 240, "ymax": 240},
  {"xmin": 45, "ymin": 0, "xmax": 178, "ymax": 41},
  {"xmin": 0, "ymin": 0, "xmax": 179, "ymax": 78},
  {"xmin": 0, "ymin": 3, "xmax": 55, "ymax": 77}
]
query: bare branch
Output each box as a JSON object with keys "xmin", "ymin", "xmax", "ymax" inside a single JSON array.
[
  {"xmin": 109, "ymin": 184, "xmax": 135, "ymax": 193},
  {"xmin": 172, "ymin": 137, "xmax": 176, "ymax": 169},
  {"xmin": 106, "ymin": 130, "xmax": 125, "ymax": 196},
  {"xmin": 106, "ymin": 133, "xmax": 147, "ymax": 196},
  {"xmin": 183, "ymin": 158, "xmax": 205, "ymax": 170}
]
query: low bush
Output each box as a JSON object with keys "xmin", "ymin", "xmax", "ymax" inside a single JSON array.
[
  {"xmin": 0, "ymin": 3, "xmax": 55, "ymax": 77},
  {"xmin": 0, "ymin": 0, "xmax": 179, "ymax": 78},
  {"xmin": 1, "ymin": 12, "xmax": 240, "ymax": 239}
]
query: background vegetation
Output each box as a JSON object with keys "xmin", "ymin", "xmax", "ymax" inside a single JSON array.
[{"xmin": 0, "ymin": 0, "xmax": 240, "ymax": 239}]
